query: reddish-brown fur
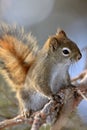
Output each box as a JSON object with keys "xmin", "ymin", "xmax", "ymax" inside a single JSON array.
[{"xmin": 0, "ymin": 35, "xmax": 35, "ymax": 90}]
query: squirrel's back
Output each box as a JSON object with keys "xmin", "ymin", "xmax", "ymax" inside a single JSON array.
[{"xmin": 0, "ymin": 23, "xmax": 38, "ymax": 90}]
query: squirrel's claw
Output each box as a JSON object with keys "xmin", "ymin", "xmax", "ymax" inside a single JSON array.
[{"xmin": 22, "ymin": 108, "xmax": 31, "ymax": 118}]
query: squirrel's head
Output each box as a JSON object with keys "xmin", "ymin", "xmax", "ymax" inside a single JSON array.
[{"xmin": 43, "ymin": 29, "xmax": 82, "ymax": 65}]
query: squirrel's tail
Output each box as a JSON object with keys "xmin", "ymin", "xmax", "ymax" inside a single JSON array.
[{"xmin": 0, "ymin": 23, "xmax": 38, "ymax": 90}]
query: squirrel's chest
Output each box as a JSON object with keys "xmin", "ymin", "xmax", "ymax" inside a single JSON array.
[{"xmin": 50, "ymin": 64, "xmax": 69, "ymax": 94}]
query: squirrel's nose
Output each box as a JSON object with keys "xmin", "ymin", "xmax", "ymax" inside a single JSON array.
[{"xmin": 77, "ymin": 53, "xmax": 82, "ymax": 60}]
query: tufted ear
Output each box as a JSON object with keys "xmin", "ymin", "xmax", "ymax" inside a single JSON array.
[
  {"xmin": 56, "ymin": 28, "xmax": 67, "ymax": 37},
  {"xmin": 49, "ymin": 37, "xmax": 59, "ymax": 52}
]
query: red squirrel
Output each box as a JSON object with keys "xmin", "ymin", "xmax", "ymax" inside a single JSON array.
[{"xmin": 0, "ymin": 24, "xmax": 82, "ymax": 117}]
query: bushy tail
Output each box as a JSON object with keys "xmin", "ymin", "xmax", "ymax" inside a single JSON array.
[{"xmin": 0, "ymin": 23, "xmax": 38, "ymax": 90}]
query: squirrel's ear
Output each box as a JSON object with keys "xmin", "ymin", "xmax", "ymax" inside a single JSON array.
[
  {"xmin": 49, "ymin": 37, "xmax": 59, "ymax": 52},
  {"xmin": 56, "ymin": 29, "xmax": 67, "ymax": 37}
]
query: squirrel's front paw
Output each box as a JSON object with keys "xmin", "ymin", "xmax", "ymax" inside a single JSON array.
[{"xmin": 22, "ymin": 108, "xmax": 31, "ymax": 118}]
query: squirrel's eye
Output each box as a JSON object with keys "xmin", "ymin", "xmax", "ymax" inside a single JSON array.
[{"xmin": 62, "ymin": 47, "xmax": 71, "ymax": 56}]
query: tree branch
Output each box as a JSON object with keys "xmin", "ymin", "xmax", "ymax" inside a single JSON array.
[
  {"xmin": 51, "ymin": 70, "xmax": 87, "ymax": 130},
  {"xmin": 0, "ymin": 70, "xmax": 87, "ymax": 130}
]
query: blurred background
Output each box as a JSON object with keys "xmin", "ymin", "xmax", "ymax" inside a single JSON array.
[{"xmin": 0, "ymin": 0, "xmax": 87, "ymax": 129}]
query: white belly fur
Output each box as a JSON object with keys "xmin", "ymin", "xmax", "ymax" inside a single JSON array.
[{"xmin": 50, "ymin": 63, "xmax": 69, "ymax": 94}]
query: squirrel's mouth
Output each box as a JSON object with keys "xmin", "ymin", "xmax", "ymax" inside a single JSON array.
[
  {"xmin": 70, "ymin": 53, "xmax": 82, "ymax": 63},
  {"xmin": 76, "ymin": 53, "xmax": 82, "ymax": 61}
]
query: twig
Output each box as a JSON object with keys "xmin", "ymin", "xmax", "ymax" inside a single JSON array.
[
  {"xmin": 0, "ymin": 115, "xmax": 33, "ymax": 130},
  {"xmin": 77, "ymin": 89, "xmax": 87, "ymax": 101}
]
